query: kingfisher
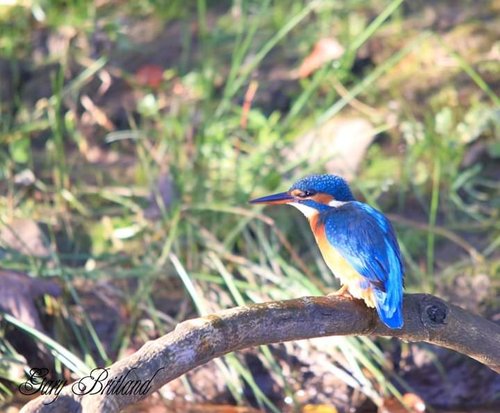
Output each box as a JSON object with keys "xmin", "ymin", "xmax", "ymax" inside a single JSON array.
[{"xmin": 250, "ymin": 174, "xmax": 404, "ymax": 329}]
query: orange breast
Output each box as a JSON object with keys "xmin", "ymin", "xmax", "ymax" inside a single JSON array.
[{"xmin": 310, "ymin": 214, "xmax": 375, "ymax": 307}]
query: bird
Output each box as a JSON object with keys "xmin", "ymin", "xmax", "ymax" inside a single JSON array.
[{"xmin": 250, "ymin": 174, "xmax": 404, "ymax": 329}]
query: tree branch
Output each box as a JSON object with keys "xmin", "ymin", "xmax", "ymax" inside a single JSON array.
[{"xmin": 21, "ymin": 294, "xmax": 500, "ymax": 413}]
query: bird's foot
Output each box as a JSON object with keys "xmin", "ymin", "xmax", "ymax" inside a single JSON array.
[{"xmin": 327, "ymin": 284, "xmax": 353, "ymax": 298}]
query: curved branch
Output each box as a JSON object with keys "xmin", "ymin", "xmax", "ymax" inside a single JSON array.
[{"xmin": 21, "ymin": 294, "xmax": 500, "ymax": 413}]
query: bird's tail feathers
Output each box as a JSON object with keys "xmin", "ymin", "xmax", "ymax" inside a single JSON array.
[{"xmin": 373, "ymin": 289, "xmax": 403, "ymax": 329}]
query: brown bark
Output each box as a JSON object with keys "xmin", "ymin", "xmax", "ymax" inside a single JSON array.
[{"xmin": 21, "ymin": 294, "xmax": 500, "ymax": 413}]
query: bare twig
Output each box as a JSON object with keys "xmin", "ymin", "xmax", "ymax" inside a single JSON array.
[{"xmin": 21, "ymin": 294, "xmax": 500, "ymax": 413}]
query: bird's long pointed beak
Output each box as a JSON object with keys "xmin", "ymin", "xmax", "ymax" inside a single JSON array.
[{"xmin": 249, "ymin": 191, "xmax": 294, "ymax": 205}]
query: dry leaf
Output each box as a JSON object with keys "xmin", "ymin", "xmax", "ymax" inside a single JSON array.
[
  {"xmin": 0, "ymin": 269, "xmax": 61, "ymax": 330},
  {"xmin": 298, "ymin": 38, "xmax": 344, "ymax": 79},
  {"xmin": 0, "ymin": 218, "xmax": 51, "ymax": 258},
  {"xmin": 285, "ymin": 116, "xmax": 376, "ymax": 180},
  {"xmin": 379, "ymin": 393, "xmax": 426, "ymax": 413},
  {"xmin": 135, "ymin": 64, "xmax": 164, "ymax": 89}
]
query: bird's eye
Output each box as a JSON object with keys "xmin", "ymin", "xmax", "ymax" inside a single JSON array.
[{"xmin": 298, "ymin": 190, "xmax": 315, "ymax": 198}]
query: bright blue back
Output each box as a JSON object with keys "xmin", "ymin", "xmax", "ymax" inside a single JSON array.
[{"xmin": 321, "ymin": 201, "xmax": 404, "ymax": 328}]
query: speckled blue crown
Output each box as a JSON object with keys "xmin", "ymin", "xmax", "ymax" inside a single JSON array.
[{"xmin": 290, "ymin": 174, "xmax": 355, "ymax": 201}]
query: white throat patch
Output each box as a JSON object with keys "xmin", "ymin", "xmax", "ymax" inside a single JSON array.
[
  {"xmin": 290, "ymin": 202, "xmax": 317, "ymax": 218},
  {"xmin": 290, "ymin": 199, "xmax": 348, "ymax": 219}
]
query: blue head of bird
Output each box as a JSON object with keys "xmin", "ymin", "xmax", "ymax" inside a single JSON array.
[{"xmin": 250, "ymin": 174, "xmax": 355, "ymax": 218}]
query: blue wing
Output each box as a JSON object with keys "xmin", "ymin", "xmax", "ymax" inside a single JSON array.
[{"xmin": 322, "ymin": 201, "xmax": 404, "ymax": 328}]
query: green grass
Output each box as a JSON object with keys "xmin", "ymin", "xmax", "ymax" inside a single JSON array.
[{"xmin": 1, "ymin": 0, "xmax": 499, "ymax": 410}]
